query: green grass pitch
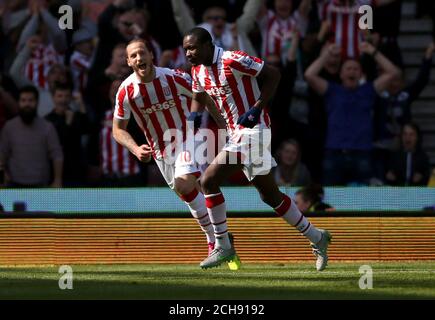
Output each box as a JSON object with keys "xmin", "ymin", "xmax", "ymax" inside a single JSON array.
[{"xmin": 0, "ymin": 262, "xmax": 434, "ymax": 299}]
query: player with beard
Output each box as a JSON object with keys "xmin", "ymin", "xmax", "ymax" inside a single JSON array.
[
  {"xmin": 112, "ymin": 38, "xmax": 237, "ymax": 265},
  {"xmin": 0, "ymin": 85, "xmax": 63, "ymax": 187},
  {"xmin": 183, "ymin": 27, "xmax": 331, "ymax": 271}
]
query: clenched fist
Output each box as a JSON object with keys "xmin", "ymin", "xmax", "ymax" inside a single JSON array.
[{"xmin": 134, "ymin": 144, "xmax": 153, "ymax": 163}]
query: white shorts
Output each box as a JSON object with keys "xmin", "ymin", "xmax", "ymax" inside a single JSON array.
[
  {"xmin": 154, "ymin": 147, "xmax": 200, "ymax": 190},
  {"xmin": 223, "ymin": 123, "xmax": 277, "ymax": 181}
]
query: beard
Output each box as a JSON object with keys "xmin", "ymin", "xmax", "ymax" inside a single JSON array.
[{"xmin": 19, "ymin": 108, "xmax": 37, "ymax": 125}]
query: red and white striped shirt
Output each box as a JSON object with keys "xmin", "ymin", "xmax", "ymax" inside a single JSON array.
[
  {"xmin": 25, "ymin": 44, "xmax": 63, "ymax": 90},
  {"xmin": 70, "ymin": 50, "xmax": 91, "ymax": 94},
  {"xmin": 258, "ymin": 10, "xmax": 307, "ymax": 59},
  {"xmin": 114, "ymin": 67, "xmax": 192, "ymax": 160},
  {"xmin": 319, "ymin": 0, "xmax": 374, "ymax": 58},
  {"xmin": 100, "ymin": 110, "xmax": 140, "ymax": 177},
  {"xmin": 191, "ymin": 46, "xmax": 270, "ymax": 133}
]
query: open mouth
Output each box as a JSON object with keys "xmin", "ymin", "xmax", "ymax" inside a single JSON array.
[{"xmin": 138, "ymin": 63, "xmax": 147, "ymax": 71}]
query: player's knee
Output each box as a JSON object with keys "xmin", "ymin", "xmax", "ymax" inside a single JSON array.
[
  {"xmin": 200, "ymin": 173, "xmax": 216, "ymax": 194},
  {"xmin": 174, "ymin": 178, "xmax": 192, "ymax": 195}
]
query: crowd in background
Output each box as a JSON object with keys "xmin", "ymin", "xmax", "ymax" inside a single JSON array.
[{"xmin": 0, "ymin": 0, "xmax": 434, "ymax": 190}]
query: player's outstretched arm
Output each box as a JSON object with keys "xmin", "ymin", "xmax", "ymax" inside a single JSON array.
[{"xmin": 113, "ymin": 118, "xmax": 152, "ymax": 162}]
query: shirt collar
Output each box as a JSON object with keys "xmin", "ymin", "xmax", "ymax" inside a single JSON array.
[
  {"xmin": 133, "ymin": 66, "xmax": 160, "ymax": 83},
  {"xmin": 212, "ymin": 46, "xmax": 224, "ymax": 64}
]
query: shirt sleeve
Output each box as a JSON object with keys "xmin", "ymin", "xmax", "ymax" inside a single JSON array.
[
  {"xmin": 113, "ymin": 85, "xmax": 131, "ymax": 120},
  {"xmin": 173, "ymin": 69, "xmax": 193, "ymax": 98},
  {"xmin": 191, "ymin": 66, "xmax": 205, "ymax": 93},
  {"xmin": 225, "ymin": 51, "xmax": 264, "ymax": 77}
]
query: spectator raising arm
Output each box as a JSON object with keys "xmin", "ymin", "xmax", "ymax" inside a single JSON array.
[
  {"xmin": 17, "ymin": 0, "xmax": 67, "ymax": 52},
  {"xmin": 304, "ymin": 44, "xmax": 334, "ymax": 95},
  {"xmin": 406, "ymin": 42, "xmax": 435, "ymax": 101},
  {"xmin": 171, "ymin": 0, "xmax": 196, "ymax": 36},
  {"xmin": 9, "ymin": 36, "xmax": 39, "ymax": 87},
  {"xmin": 359, "ymin": 42, "xmax": 401, "ymax": 94},
  {"xmin": 39, "ymin": 7, "xmax": 68, "ymax": 53},
  {"xmin": 16, "ymin": 1, "xmax": 39, "ymax": 51},
  {"xmin": 235, "ymin": 0, "xmax": 263, "ymax": 34}
]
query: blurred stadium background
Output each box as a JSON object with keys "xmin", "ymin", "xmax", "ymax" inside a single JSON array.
[{"xmin": 1, "ymin": 0, "xmax": 435, "ymax": 299}]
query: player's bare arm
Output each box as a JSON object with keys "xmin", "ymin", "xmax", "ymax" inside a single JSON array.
[
  {"xmin": 188, "ymin": 91, "xmax": 209, "ymax": 130},
  {"xmin": 254, "ymin": 63, "xmax": 281, "ymax": 110},
  {"xmin": 191, "ymin": 91, "xmax": 209, "ymax": 113},
  {"xmin": 359, "ymin": 42, "xmax": 401, "ymax": 94},
  {"xmin": 112, "ymin": 118, "xmax": 152, "ymax": 163},
  {"xmin": 205, "ymin": 95, "xmax": 227, "ymax": 129}
]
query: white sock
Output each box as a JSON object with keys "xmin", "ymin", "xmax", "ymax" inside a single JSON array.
[
  {"xmin": 205, "ymin": 192, "xmax": 231, "ymax": 249},
  {"xmin": 181, "ymin": 189, "xmax": 215, "ymax": 244},
  {"xmin": 274, "ymin": 194, "xmax": 322, "ymax": 244}
]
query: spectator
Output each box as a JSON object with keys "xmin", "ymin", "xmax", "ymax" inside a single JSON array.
[
  {"xmin": 45, "ymin": 84, "xmax": 89, "ymax": 187},
  {"xmin": 85, "ymin": 42, "xmax": 130, "ymax": 126},
  {"xmin": 0, "ymin": 0, "xmax": 31, "ymax": 73},
  {"xmin": 171, "ymin": 0, "xmax": 261, "ymax": 55},
  {"xmin": 273, "ymin": 139, "xmax": 312, "ymax": 186},
  {"xmin": 99, "ymin": 79, "xmax": 142, "ymax": 187},
  {"xmin": 317, "ymin": 0, "xmax": 398, "ymax": 59},
  {"xmin": 88, "ymin": 2, "xmax": 160, "ymax": 80},
  {"xmin": 104, "ymin": 44, "xmax": 130, "ymax": 81},
  {"xmin": 305, "ymin": 41, "xmax": 401, "ymax": 185},
  {"xmin": 373, "ymin": 42, "xmax": 434, "ymax": 181},
  {"xmin": 84, "ymin": 43, "xmax": 134, "ymax": 186},
  {"xmin": 303, "ymin": 43, "xmax": 342, "ymax": 182},
  {"xmin": 9, "ymin": 34, "xmax": 70, "ymax": 117},
  {"xmin": 269, "ymin": 29, "xmax": 299, "ymax": 151},
  {"xmin": 70, "ymin": 26, "xmax": 96, "ymax": 95},
  {"xmin": 374, "ymin": 42, "xmax": 435, "ymax": 151},
  {"xmin": 294, "ymin": 184, "xmax": 333, "ymax": 213},
  {"xmin": 0, "ymin": 85, "xmax": 63, "ymax": 188},
  {"xmin": 258, "ymin": 0, "xmax": 311, "ymax": 63},
  {"xmin": 15, "ymin": 0, "xmax": 67, "ymax": 85},
  {"xmin": 159, "ymin": 46, "xmax": 190, "ymax": 70},
  {"xmin": 385, "ymin": 123, "xmax": 431, "ymax": 186}
]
